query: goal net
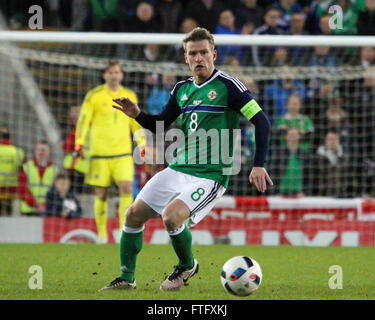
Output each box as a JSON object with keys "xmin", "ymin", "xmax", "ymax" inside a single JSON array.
[{"xmin": 0, "ymin": 30, "xmax": 374, "ymax": 246}]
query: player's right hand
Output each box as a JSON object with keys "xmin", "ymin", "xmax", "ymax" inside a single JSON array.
[
  {"xmin": 112, "ymin": 97, "xmax": 141, "ymax": 119},
  {"xmin": 73, "ymin": 144, "xmax": 84, "ymax": 160}
]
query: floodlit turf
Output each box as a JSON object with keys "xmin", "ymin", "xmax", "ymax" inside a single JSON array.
[{"xmin": 0, "ymin": 243, "xmax": 374, "ymax": 300}]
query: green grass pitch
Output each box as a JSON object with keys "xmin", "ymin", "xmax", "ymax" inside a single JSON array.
[{"xmin": 1, "ymin": 243, "xmax": 374, "ymax": 300}]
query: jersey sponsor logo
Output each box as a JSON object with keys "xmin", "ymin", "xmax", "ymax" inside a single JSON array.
[
  {"xmin": 207, "ymin": 89, "xmax": 218, "ymax": 101},
  {"xmin": 181, "ymin": 94, "xmax": 188, "ymax": 101}
]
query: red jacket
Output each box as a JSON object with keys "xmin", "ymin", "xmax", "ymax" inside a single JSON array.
[{"xmin": 63, "ymin": 127, "xmax": 76, "ymax": 153}]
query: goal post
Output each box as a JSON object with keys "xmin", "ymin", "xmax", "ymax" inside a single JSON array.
[{"xmin": 0, "ymin": 30, "xmax": 375, "ymax": 246}]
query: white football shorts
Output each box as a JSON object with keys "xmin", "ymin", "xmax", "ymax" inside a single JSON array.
[{"xmin": 136, "ymin": 167, "xmax": 226, "ymax": 227}]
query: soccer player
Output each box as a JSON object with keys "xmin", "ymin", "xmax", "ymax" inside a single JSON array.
[
  {"xmin": 75, "ymin": 59, "xmax": 146, "ymax": 243},
  {"xmin": 101, "ymin": 27, "xmax": 272, "ymax": 291}
]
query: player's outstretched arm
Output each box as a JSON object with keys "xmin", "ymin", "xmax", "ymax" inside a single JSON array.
[
  {"xmin": 112, "ymin": 95, "xmax": 181, "ymax": 134},
  {"xmin": 249, "ymin": 110, "xmax": 273, "ymax": 193},
  {"xmin": 112, "ymin": 97, "xmax": 141, "ymax": 118}
]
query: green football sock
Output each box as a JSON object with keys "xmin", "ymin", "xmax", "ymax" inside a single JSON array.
[
  {"xmin": 120, "ymin": 228, "xmax": 143, "ymax": 282},
  {"xmin": 169, "ymin": 225, "xmax": 194, "ymax": 270}
]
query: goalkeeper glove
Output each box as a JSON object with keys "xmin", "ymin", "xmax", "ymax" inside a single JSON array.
[
  {"xmin": 70, "ymin": 145, "xmax": 84, "ymax": 170},
  {"xmin": 140, "ymin": 146, "xmax": 146, "ymax": 159},
  {"xmin": 73, "ymin": 144, "xmax": 84, "ymax": 159}
]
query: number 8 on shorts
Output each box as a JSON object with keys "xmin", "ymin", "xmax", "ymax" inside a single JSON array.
[{"xmin": 190, "ymin": 187, "xmax": 205, "ymax": 201}]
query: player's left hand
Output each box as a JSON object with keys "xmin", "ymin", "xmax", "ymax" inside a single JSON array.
[
  {"xmin": 140, "ymin": 146, "xmax": 146, "ymax": 159},
  {"xmin": 249, "ymin": 167, "xmax": 273, "ymax": 193}
]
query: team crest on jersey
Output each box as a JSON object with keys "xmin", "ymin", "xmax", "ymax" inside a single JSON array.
[{"xmin": 207, "ymin": 89, "xmax": 218, "ymax": 100}]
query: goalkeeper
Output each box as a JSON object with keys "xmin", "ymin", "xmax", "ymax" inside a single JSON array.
[{"xmin": 75, "ymin": 59, "xmax": 145, "ymax": 243}]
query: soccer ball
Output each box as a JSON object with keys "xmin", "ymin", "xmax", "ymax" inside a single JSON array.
[{"xmin": 220, "ymin": 256, "xmax": 262, "ymax": 296}]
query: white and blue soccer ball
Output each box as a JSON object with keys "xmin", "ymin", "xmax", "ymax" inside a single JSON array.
[{"xmin": 221, "ymin": 256, "xmax": 262, "ymax": 296}]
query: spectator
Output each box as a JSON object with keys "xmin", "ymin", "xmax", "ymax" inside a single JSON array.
[
  {"xmin": 287, "ymin": 12, "xmax": 311, "ymax": 66},
  {"xmin": 222, "ymin": 56, "xmax": 243, "ymax": 77},
  {"xmin": 131, "ymin": 43, "xmax": 168, "ymax": 63},
  {"xmin": 306, "ymin": 79, "xmax": 336, "ymax": 120},
  {"xmin": 357, "ymin": 46, "xmax": 375, "ymax": 67},
  {"xmin": 305, "ymin": 0, "xmax": 328, "ymax": 34},
  {"xmin": 117, "ymin": 0, "xmax": 140, "ymax": 31},
  {"xmin": 89, "ymin": 0, "xmax": 122, "ymax": 32},
  {"xmin": 251, "ymin": 6, "xmax": 284, "ymax": 66},
  {"xmin": 147, "ymin": 70, "xmax": 176, "ymax": 115},
  {"xmin": 270, "ymin": 127, "xmax": 310, "ymax": 196},
  {"xmin": 311, "ymin": 131, "xmax": 351, "ymax": 196},
  {"xmin": 315, "ymin": 0, "xmax": 335, "ymax": 18},
  {"xmin": 317, "ymin": 14, "xmax": 333, "ymax": 35},
  {"xmin": 71, "ymin": 0, "xmax": 90, "ymax": 31},
  {"xmin": 310, "ymin": 46, "xmax": 337, "ymax": 68},
  {"xmin": 45, "ymin": 173, "xmax": 82, "ymax": 219},
  {"xmin": 143, "ymin": 43, "xmax": 162, "ymax": 62},
  {"xmin": 274, "ymin": 0, "xmax": 303, "ymax": 31},
  {"xmin": 313, "ymin": 0, "xmax": 363, "ymax": 34},
  {"xmin": 62, "ymin": 105, "xmax": 90, "ymax": 194},
  {"xmin": 287, "ymin": 12, "xmax": 307, "ymax": 35},
  {"xmin": 184, "ymin": 0, "xmax": 226, "ymax": 33},
  {"xmin": 129, "ymin": 1, "xmax": 160, "ymax": 33},
  {"xmin": 215, "ymin": 9, "xmax": 245, "ymax": 64},
  {"xmin": 269, "ymin": 46, "xmax": 290, "ymax": 67},
  {"xmin": 331, "ymin": 0, "xmax": 361, "ymax": 35},
  {"xmin": 157, "ymin": 0, "xmax": 183, "ymax": 33},
  {"xmin": 315, "ymin": 100, "xmax": 353, "ymax": 154},
  {"xmin": 174, "ymin": 17, "xmax": 200, "ymax": 63},
  {"xmin": 357, "ymin": 0, "xmax": 375, "ymax": 35},
  {"xmin": 240, "ymin": 75, "xmax": 258, "ymax": 97},
  {"xmin": 19, "ymin": 141, "xmax": 58, "ymax": 216},
  {"xmin": 235, "ymin": 0, "xmax": 264, "ymax": 29},
  {"xmin": 179, "ymin": 17, "xmax": 199, "ymax": 34},
  {"xmin": 0, "ymin": 126, "xmax": 24, "ymax": 216},
  {"xmin": 264, "ymin": 66, "xmax": 308, "ymax": 121},
  {"xmin": 275, "ymin": 94, "xmax": 314, "ymax": 153}
]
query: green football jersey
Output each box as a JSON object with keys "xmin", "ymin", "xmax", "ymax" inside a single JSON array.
[{"xmin": 167, "ymin": 69, "xmax": 262, "ymax": 188}]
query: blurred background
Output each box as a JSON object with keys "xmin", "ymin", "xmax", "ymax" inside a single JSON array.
[{"xmin": 0, "ymin": 0, "xmax": 374, "ymax": 245}]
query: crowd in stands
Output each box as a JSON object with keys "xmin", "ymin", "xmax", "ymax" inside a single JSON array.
[
  {"xmin": 2, "ymin": 0, "xmax": 374, "ymax": 36},
  {"xmin": 2, "ymin": 0, "xmax": 374, "ymax": 66},
  {"xmin": 2, "ymin": 1, "xmax": 374, "ymax": 66},
  {"xmin": 0, "ymin": 130, "xmax": 83, "ymax": 217}
]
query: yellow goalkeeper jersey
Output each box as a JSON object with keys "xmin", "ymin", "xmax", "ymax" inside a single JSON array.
[{"xmin": 75, "ymin": 84, "xmax": 145, "ymax": 157}]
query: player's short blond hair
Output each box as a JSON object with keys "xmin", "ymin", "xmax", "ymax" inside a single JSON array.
[
  {"xmin": 103, "ymin": 59, "xmax": 123, "ymax": 74},
  {"xmin": 183, "ymin": 27, "xmax": 215, "ymax": 52}
]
